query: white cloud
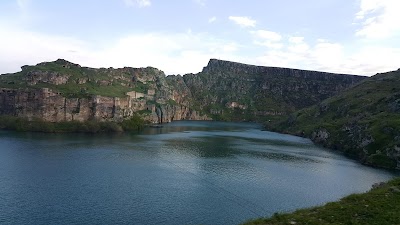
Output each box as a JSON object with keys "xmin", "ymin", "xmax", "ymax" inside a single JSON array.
[
  {"xmin": 221, "ymin": 42, "xmax": 239, "ymax": 52},
  {"xmin": 1, "ymin": 17, "xmax": 399, "ymax": 78},
  {"xmin": 0, "ymin": 24, "xmax": 243, "ymax": 75},
  {"xmin": 253, "ymin": 30, "xmax": 282, "ymax": 42},
  {"xmin": 0, "ymin": 24, "xmax": 90, "ymax": 74},
  {"xmin": 256, "ymin": 41, "xmax": 345, "ymax": 73},
  {"xmin": 356, "ymin": 0, "xmax": 384, "ymax": 19},
  {"xmin": 346, "ymin": 46, "xmax": 400, "ymax": 74},
  {"xmin": 91, "ymin": 33, "xmax": 243, "ymax": 74},
  {"xmin": 287, "ymin": 36, "xmax": 310, "ymax": 54},
  {"xmin": 355, "ymin": 0, "xmax": 400, "ymax": 39},
  {"xmin": 313, "ymin": 42, "xmax": 344, "ymax": 68},
  {"xmin": 228, "ymin": 16, "xmax": 256, "ymax": 28},
  {"xmin": 289, "ymin": 36, "xmax": 304, "ymax": 44},
  {"xmin": 208, "ymin": 16, "xmax": 216, "ymax": 23},
  {"xmin": 256, "ymin": 36, "xmax": 400, "ymax": 76},
  {"xmin": 252, "ymin": 30, "xmax": 282, "ymax": 49},
  {"xmin": 254, "ymin": 41, "xmax": 283, "ymax": 49},
  {"xmin": 124, "ymin": 0, "xmax": 151, "ymax": 8}
]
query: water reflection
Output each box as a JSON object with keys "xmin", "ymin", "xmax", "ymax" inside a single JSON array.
[{"xmin": 165, "ymin": 136, "xmax": 237, "ymax": 158}]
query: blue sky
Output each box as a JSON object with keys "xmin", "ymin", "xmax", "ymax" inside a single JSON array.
[{"xmin": 0, "ymin": 0, "xmax": 399, "ymax": 75}]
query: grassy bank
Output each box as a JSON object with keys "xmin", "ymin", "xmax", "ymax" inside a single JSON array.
[
  {"xmin": 243, "ymin": 178, "xmax": 400, "ymax": 225},
  {"xmin": 0, "ymin": 115, "xmax": 145, "ymax": 133}
]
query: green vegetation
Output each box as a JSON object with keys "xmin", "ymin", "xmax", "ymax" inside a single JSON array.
[
  {"xmin": 0, "ymin": 115, "xmax": 145, "ymax": 133},
  {"xmin": 132, "ymin": 80, "xmax": 150, "ymax": 93},
  {"xmin": 0, "ymin": 59, "xmax": 150, "ymax": 98},
  {"xmin": 243, "ymin": 178, "xmax": 400, "ymax": 225},
  {"xmin": 167, "ymin": 99, "xmax": 178, "ymax": 106},
  {"xmin": 137, "ymin": 109, "xmax": 152, "ymax": 115},
  {"xmin": 267, "ymin": 69, "xmax": 400, "ymax": 169},
  {"xmin": 120, "ymin": 114, "xmax": 145, "ymax": 131},
  {"xmin": 0, "ymin": 72, "xmax": 26, "ymax": 88},
  {"xmin": 48, "ymin": 82, "xmax": 134, "ymax": 98}
]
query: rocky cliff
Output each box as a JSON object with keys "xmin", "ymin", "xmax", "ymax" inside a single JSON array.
[
  {"xmin": 183, "ymin": 59, "xmax": 365, "ymax": 121},
  {"xmin": 269, "ymin": 69, "xmax": 400, "ymax": 169},
  {"xmin": 0, "ymin": 58, "xmax": 365, "ymax": 125},
  {"xmin": 0, "ymin": 59, "xmax": 208, "ymax": 124}
]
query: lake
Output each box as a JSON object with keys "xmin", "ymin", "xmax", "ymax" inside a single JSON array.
[{"xmin": 0, "ymin": 121, "xmax": 397, "ymax": 225}]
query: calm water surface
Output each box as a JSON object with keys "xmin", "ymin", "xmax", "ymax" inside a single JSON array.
[{"xmin": 0, "ymin": 121, "xmax": 397, "ymax": 225}]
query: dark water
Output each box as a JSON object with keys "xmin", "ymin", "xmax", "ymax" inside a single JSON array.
[{"xmin": 0, "ymin": 121, "xmax": 397, "ymax": 225}]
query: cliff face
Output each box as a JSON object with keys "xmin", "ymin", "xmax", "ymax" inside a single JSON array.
[
  {"xmin": 270, "ymin": 69, "xmax": 400, "ymax": 169},
  {"xmin": 183, "ymin": 59, "xmax": 365, "ymax": 121},
  {"xmin": 0, "ymin": 58, "xmax": 365, "ymax": 124},
  {"xmin": 0, "ymin": 59, "xmax": 209, "ymax": 123}
]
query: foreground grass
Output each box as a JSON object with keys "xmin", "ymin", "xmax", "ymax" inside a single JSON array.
[
  {"xmin": 243, "ymin": 178, "xmax": 400, "ymax": 225},
  {"xmin": 0, "ymin": 115, "xmax": 145, "ymax": 133}
]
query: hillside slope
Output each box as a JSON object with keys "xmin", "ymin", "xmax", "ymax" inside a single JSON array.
[{"xmin": 269, "ymin": 69, "xmax": 400, "ymax": 169}]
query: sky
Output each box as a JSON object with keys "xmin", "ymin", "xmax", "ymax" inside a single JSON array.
[{"xmin": 0, "ymin": 0, "xmax": 399, "ymax": 76}]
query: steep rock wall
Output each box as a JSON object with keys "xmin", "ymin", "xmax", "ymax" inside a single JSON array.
[
  {"xmin": 184, "ymin": 59, "xmax": 365, "ymax": 120},
  {"xmin": 0, "ymin": 87, "xmax": 208, "ymax": 123}
]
